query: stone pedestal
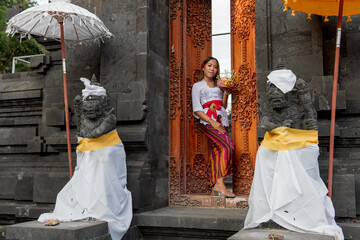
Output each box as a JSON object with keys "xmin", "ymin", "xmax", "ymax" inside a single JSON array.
[
  {"xmin": 6, "ymin": 221, "xmax": 110, "ymax": 240},
  {"xmin": 229, "ymin": 229, "xmax": 334, "ymax": 240}
]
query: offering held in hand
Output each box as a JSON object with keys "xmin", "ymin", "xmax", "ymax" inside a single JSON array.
[{"xmin": 217, "ymin": 70, "xmax": 237, "ymax": 94}]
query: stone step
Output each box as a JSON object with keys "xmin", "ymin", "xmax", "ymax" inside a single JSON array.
[
  {"xmin": 0, "ymin": 226, "xmax": 6, "ymax": 240},
  {"xmin": 137, "ymin": 206, "xmax": 247, "ymax": 239},
  {"xmin": 3, "ymin": 207, "xmax": 360, "ymax": 240},
  {"xmin": 0, "ymin": 72, "xmax": 43, "ymax": 81},
  {"xmin": 5, "ymin": 221, "xmax": 111, "ymax": 240},
  {"xmin": 0, "ymin": 74, "xmax": 44, "ymax": 94},
  {"xmin": 0, "ymin": 200, "xmax": 54, "ymax": 220},
  {"xmin": 228, "ymin": 229, "xmax": 334, "ymax": 240},
  {"xmin": 338, "ymin": 221, "xmax": 360, "ymax": 240},
  {"xmin": 136, "ymin": 207, "xmax": 360, "ymax": 240}
]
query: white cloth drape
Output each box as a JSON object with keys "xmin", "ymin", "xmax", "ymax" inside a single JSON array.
[
  {"xmin": 267, "ymin": 69, "xmax": 297, "ymax": 94},
  {"xmin": 38, "ymin": 141, "xmax": 132, "ymax": 240},
  {"xmin": 244, "ymin": 144, "xmax": 344, "ymax": 240}
]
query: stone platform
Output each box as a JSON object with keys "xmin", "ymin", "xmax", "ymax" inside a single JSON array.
[
  {"xmin": 4, "ymin": 206, "xmax": 360, "ymax": 240},
  {"xmin": 135, "ymin": 207, "xmax": 345, "ymax": 240},
  {"xmin": 229, "ymin": 229, "xmax": 334, "ymax": 240},
  {"xmin": 5, "ymin": 221, "xmax": 111, "ymax": 240},
  {"xmin": 136, "ymin": 206, "xmax": 247, "ymax": 239}
]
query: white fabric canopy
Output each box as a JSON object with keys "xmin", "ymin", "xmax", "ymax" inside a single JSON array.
[
  {"xmin": 38, "ymin": 137, "xmax": 132, "ymax": 240},
  {"xmin": 244, "ymin": 144, "xmax": 344, "ymax": 240},
  {"xmin": 6, "ymin": 1, "xmax": 113, "ymax": 41}
]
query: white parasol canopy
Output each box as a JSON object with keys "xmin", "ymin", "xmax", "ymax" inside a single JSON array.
[
  {"xmin": 6, "ymin": 0, "xmax": 112, "ymax": 41},
  {"xmin": 6, "ymin": 0, "xmax": 113, "ymax": 178}
]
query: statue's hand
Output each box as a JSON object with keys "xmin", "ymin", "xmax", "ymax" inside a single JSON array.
[
  {"xmin": 303, "ymin": 118, "xmax": 318, "ymax": 130},
  {"xmin": 79, "ymin": 128, "xmax": 87, "ymax": 138},
  {"xmin": 282, "ymin": 119, "xmax": 293, "ymax": 128},
  {"xmin": 295, "ymin": 78, "xmax": 307, "ymax": 91}
]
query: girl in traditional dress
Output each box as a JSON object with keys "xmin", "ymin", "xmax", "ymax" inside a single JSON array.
[{"xmin": 192, "ymin": 56, "xmax": 235, "ymax": 197}]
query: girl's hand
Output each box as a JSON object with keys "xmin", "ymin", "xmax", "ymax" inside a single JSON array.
[{"xmin": 210, "ymin": 120, "xmax": 225, "ymax": 134}]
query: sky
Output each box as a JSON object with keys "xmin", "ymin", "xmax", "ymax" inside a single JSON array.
[
  {"xmin": 36, "ymin": 0, "xmax": 48, "ymax": 5},
  {"xmin": 212, "ymin": 0, "xmax": 232, "ymax": 111},
  {"xmin": 212, "ymin": 0, "xmax": 231, "ymax": 77}
]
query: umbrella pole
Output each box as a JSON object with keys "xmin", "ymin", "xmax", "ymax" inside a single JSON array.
[
  {"xmin": 59, "ymin": 21, "xmax": 74, "ymax": 179},
  {"xmin": 328, "ymin": 0, "xmax": 344, "ymax": 198}
]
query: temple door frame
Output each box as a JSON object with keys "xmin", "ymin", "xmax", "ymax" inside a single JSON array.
[{"xmin": 169, "ymin": 0, "xmax": 257, "ymax": 208}]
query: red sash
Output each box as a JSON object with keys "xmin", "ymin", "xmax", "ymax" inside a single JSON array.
[{"xmin": 202, "ymin": 100, "xmax": 223, "ymax": 119}]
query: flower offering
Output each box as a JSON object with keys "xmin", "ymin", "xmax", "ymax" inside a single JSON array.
[{"xmin": 217, "ymin": 70, "xmax": 237, "ymax": 94}]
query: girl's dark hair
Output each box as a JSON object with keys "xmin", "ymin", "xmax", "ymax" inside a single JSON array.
[{"xmin": 201, "ymin": 56, "xmax": 220, "ymax": 82}]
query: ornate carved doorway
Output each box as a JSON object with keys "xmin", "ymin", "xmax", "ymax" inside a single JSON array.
[{"xmin": 169, "ymin": 0, "xmax": 257, "ymax": 208}]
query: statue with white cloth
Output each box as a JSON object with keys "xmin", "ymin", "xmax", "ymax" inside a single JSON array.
[
  {"xmin": 38, "ymin": 75, "xmax": 133, "ymax": 240},
  {"xmin": 243, "ymin": 68, "xmax": 344, "ymax": 240}
]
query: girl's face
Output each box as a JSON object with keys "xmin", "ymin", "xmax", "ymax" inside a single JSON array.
[{"xmin": 203, "ymin": 59, "xmax": 218, "ymax": 80}]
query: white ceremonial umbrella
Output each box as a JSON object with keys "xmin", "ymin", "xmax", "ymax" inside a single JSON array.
[{"xmin": 6, "ymin": 0, "xmax": 113, "ymax": 178}]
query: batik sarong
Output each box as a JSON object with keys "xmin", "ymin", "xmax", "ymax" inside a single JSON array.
[
  {"xmin": 244, "ymin": 127, "xmax": 344, "ymax": 240},
  {"xmin": 38, "ymin": 130, "xmax": 132, "ymax": 240},
  {"xmin": 202, "ymin": 124, "xmax": 235, "ymax": 186}
]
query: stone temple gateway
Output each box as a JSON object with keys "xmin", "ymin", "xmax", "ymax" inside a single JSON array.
[{"xmin": 1, "ymin": 0, "xmax": 360, "ymax": 239}]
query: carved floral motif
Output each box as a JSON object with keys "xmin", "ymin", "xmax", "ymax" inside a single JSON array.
[
  {"xmin": 231, "ymin": 0, "xmax": 255, "ymax": 42},
  {"xmin": 213, "ymin": 197, "xmax": 224, "ymax": 207},
  {"xmin": 233, "ymin": 153, "xmax": 254, "ymax": 195},
  {"xmin": 169, "ymin": 156, "xmax": 202, "ymax": 207},
  {"xmin": 194, "ymin": 119, "xmax": 202, "ymax": 152},
  {"xmin": 236, "ymin": 201, "xmax": 249, "ymax": 209},
  {"xmin": 170, "ymin": 53, "xmax": 180, "ymax": 120},
  {"xmin": 186, "ymin": 77, "xmax": 193, "ymax": 120},
  {"xmin": 170, "ymin": 0, "xmax": 184, "ymax": 21},
  {"xmin": 186, "ymin": 0, "xmax": 211, "ymax": 48},
  {"xmin": 230, "ymin": 0, "xmax": 257, "ymax": 196},
  {"xmin": 232, "ymin": 64, "xmax": 258, "ymax": 130},
  {"xmin": 185, "ymin": 154, "xmax": 211, "ymax": 194}
]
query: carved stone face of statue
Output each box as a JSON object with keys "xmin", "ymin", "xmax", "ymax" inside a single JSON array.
[
  {"xmin": 82, "ymin": 96, "xmax": 103, "ymax": 119},
  {"xmin": 267, "ymin": 84, "xmax": 286, "ymax": 109}
]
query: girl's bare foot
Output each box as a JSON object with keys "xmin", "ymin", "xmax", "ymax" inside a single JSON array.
[{"xmin": 213, "ymin": 179, "xmax": 236, "ymax": 198}]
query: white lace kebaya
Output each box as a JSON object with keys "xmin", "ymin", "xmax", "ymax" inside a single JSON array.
[{"xmin": 192, "ymin": 79, "xmax": 229, "ymax": 127}]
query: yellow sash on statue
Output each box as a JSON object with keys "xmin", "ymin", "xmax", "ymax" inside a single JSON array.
[
  {"xmin": 77, "ymin": 130, "xmax": 121, "ymax": 152},
  {"xmin": 261, "ymin": 127, "xmax": 318, "ymax": 151}
]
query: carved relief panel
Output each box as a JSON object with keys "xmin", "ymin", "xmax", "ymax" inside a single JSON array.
[
  {"xmin": 231, "ymin": 0, "xmax": 257, "ymax": 195},
  {"xmin": 169, "ymin": 0, "xmax": 257, "ymax": 207}
]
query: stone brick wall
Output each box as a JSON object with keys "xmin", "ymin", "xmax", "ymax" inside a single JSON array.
[{"xmin": 321, "ymin": 14, "xmax": 360, "ymax": 217}]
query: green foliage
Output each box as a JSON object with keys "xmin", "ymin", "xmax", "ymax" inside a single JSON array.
[
  {"xmin": 0, "ymin": 0, "xmax": 45, "ymax": 73},
  {"xmin": 1, "ymin": 0, "xmax": 36, "ymax": 10}
]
